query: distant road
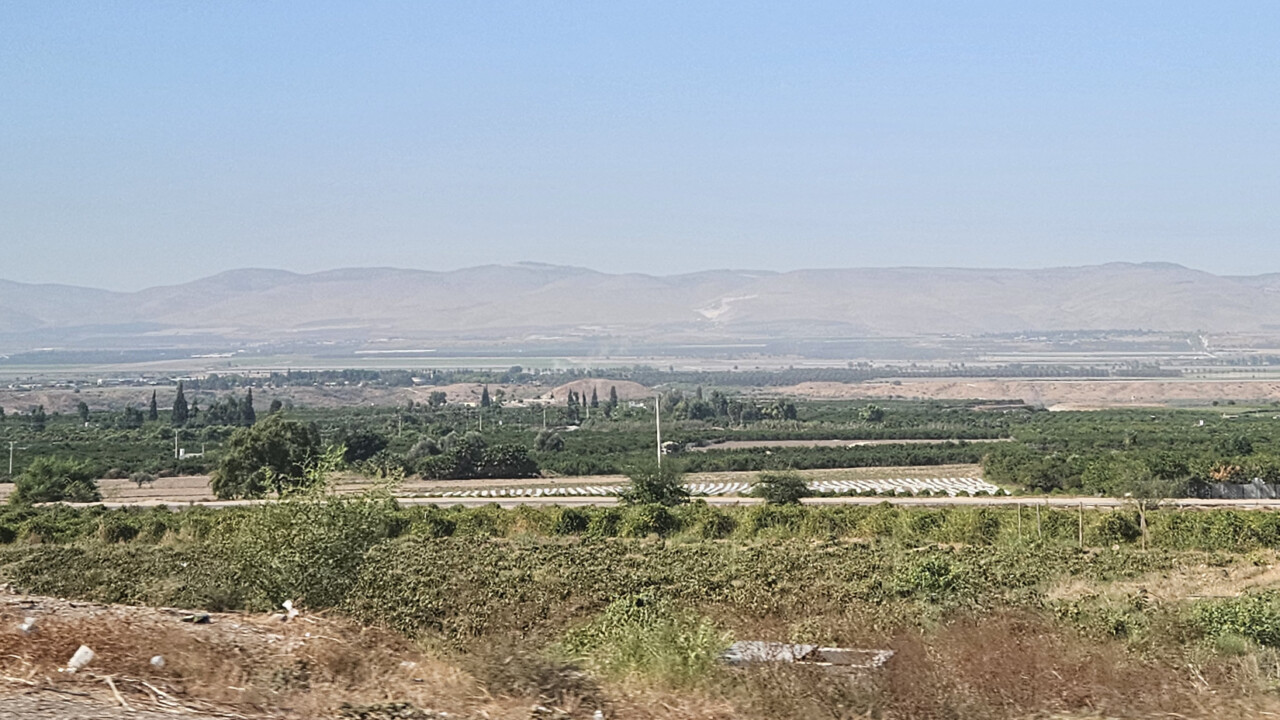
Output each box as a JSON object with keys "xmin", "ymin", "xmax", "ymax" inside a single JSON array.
[{"xmin": 687, "ymin": 438, "xmax": 1011, "ymax": 451}]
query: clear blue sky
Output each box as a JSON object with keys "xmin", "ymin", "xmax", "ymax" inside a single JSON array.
[{"xmin": 3, "ymin": 2, "xmax": 1279, "ymax": 289}]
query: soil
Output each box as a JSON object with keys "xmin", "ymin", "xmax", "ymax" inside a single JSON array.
[
  {"xmin": 0, "ymin": 590, "xmax": 503, "ymax": 719},
  {"xmin": 775, "ymin": 379, "xmax": 1280, "ymax": 408}
]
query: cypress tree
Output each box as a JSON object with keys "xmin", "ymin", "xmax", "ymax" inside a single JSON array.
[
  {"xmin": 171, "ymin": 382, "xmax": 189, "ymax": 426},
  {"xmin": 242, "ymin": 389, "xmax": 256, "ymax": 426},
  {"xmin": 591, "ymin": 387, "xmax": 599, "ymax": 408},
  {"xmin": 148, "ymin": 391, "xmax": 159, "ymax": 422},
  {"xmin": 481, "ymin": 385, "xmax": 491, "ymax": 408}
]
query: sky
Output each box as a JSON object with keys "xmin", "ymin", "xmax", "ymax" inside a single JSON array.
[{"xmin": 2, "ymin": 1, "xmax": 1279, "ymax": 290}]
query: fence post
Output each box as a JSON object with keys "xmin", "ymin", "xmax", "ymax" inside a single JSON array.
[{"xmin": 1078, "ymin": 502, "xmax": 1084, "ymax": 548}]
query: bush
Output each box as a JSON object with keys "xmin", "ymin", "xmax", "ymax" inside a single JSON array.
[
  {"xmin": 619, "ymin": 463, "xmax": 689, "ymax": 507},
  {"xmin": 749, "ymin": 470, "xmax": 811, "ymax": 505},
  {"xmin": 1089, "ymin": 511, "xmax": 1141, "ymax": 546},
  {"xmin": 551, "ymin": 507, "xmax": 590, "ymax": 535},
  {"xmin": 10, "ymin": 457, "xmax": 100, "ymax": 505},
  {"xmin": 1192, "ymin": 593, "xmax": 1280, "ymax": 648},
  {"xmin": 619, "ymin": 504, "xmax": 678, "ymax": 538},
  {"xmin": 556, "ymin": 595, "xmax": 729, "ymax": 686}
]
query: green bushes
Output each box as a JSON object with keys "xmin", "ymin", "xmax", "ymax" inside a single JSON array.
[
  {"xmin": 3, "ymin": 501, "xmax": 1280, "ymax": 551},
  {"xmin": 749, "ymin": 470, "xmax": 811, "ymax": 505},
  {"xmin": 556, "ymin": 595, "xmax": 729, "ymax": 686},
  {"xmin": 10, "ymin": 457, "xmax": 100, "ymax": 505},
  {"xmin": 1192, "ymin": 593, "xmax": 1280, "ymax": 648}
]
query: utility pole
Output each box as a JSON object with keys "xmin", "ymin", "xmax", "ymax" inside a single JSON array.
[
  {"xmin": 8, "ymin": 442, "xmax": 13, "ymax": 476},
  {"xmin": 655, "ymin": 393, "xmax": 662, "ymax": 468}
]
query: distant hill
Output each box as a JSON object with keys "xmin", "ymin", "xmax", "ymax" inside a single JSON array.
[{"xmin": 1, "ymin": 262, "xmax": 1278, "ymax": 352}]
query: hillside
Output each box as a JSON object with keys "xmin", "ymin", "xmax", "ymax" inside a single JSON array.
[{"xmin": 1, "ymin": 262, "xmax": 1278, "ymax": 352}]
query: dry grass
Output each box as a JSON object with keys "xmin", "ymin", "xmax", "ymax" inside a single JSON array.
[
  {"xmin": 2, "ymin": 590, "xmax": 1278, "ymax": 719},
  {"xmin": 0, "ymin": 592, "xmax": 508, "ymax": 718},
  {"xmin": 716, "ymin": 609, "xmax": 1280, "ymax": 720},
  {"xmin": 1047, "ymin": 549, "xmax": 1280, "ymax": 604}
]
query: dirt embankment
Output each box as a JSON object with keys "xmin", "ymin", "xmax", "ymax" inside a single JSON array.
[
  {"xmin": 778, "ymin": 379, "xmax": 1280, "ymax": 409},
  {"xmin": 0, "ymin": 590, "xmax": 498, "ymax": 719}
]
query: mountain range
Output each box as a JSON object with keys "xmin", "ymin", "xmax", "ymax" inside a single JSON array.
[{"xmin": 2, "ymin": 262, "xmax": 1279, "ymax": 353}]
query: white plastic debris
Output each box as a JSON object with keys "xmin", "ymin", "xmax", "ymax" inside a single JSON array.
[
  {"xmin": 150, "ymin": 655, "xmax": 166, "ymax": 668},
  {"xmin": 65, "ymin": 645, "xmax": 95, "ymax": 673},
  {"xmin": 593, "ymin": 711, "xmax": 605, "ymax": 720},
  {"xmin": 18, "ymin": 617, "xmax": 36, "ymax": 635},
  {"xmin": 282, "ymin": 599, "xmax": 299, "ymax": 621}
]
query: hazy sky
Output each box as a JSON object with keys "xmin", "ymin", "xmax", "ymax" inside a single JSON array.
[{"xmin": 3, "ymin": 2, "xmax": 1279, "ymax": 289}]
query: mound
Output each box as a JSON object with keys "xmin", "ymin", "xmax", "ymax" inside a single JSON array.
[{"xmin": 546, "ymin": 379, "xmax": 652, "ymax": 404}]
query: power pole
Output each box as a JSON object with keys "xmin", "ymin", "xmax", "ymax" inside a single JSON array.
[
  {"xmin": 655, "ymin": 393, "xmax": 662, "ymax": 468},
  {"xmin": 8, "ymin": 442, "xmax": 13, "ymax": 476}
]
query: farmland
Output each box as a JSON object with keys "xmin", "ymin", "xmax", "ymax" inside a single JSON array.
[{"xmin": 5, "ymin": 371, "xmax": 1280, "ymax": 717}]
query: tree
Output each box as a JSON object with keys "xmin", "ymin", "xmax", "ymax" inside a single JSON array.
[
  {"xmin": 10, "ymin": 457, "xmax": 100, "ymax": 504},
  {"xmin": 172, "ymin": 382, "xmax": 189, "ymax": 426},
  {"xmin": 428, "ymin": 391, "xmax": 447, "ymax": 408},
  {"xmin": 750, "ymin": 470, "xmax": 811, "ymax": 505},
  {"xmin": 130, "ymin": 471, "xmax": 156, "ymax": 489},
  {"xmin": 860, "ymin": 404, "xmax": 885, "ymax": 423},
  {"xmin": 148, "ymin": 391, "xmax": 159, "ymax": 422},
  {"xmin": 268, "ymin": 399, "xmax": 284, "ymax": 414},
  {"xmin": 242, "ymin": 389, "xmax": 256, "ymax": 426},
  {"xmin": 120, "ymin": 405, "xmax": 145, "ymax": 429},
  {"xmin": 76, "ymin": 401, "xmax": 90, "ymax": 424},
  {"xmin": 211, "ymin": 414, "xmax": 323, "ymax": 499},
  {"xmin": 619, "ymin": 462, "xmax": 689, "ymax": 506},
  {"xmin": 481, "ymin": 385, "xmax": 491, "ymax": 408},
  {"xmin": 535, "ymin": 429, "xmax": 565, "ymax": 452},
  {"xmin": 590, "ymin": 388, "xmax": 599, "ymax": 408},
  {"xmin": 30, "ymin": 405, "xmax": 46, "ymax": 432},
  {"xmin": 609, "ymin": 386, "xmax": 619, "ymax": 409},
  {"xmin": 336, "ymin": 429, "xmax": 388, "ymax": 464}
]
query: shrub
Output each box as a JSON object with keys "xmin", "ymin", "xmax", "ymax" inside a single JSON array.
[
  {"xmin": 556, "ymin": 595, "xmax": 729, "ymax": 686},
  {"xmin": 749, "ymin": 470, "xmax": 811, "ymax": 505},
  {"xmin": 586, "ymin": 507, "xmax": 623, "ymax": 537},
  {"xmin": 1192, "ymin": 593, "xmax": 1280, "ymax": 648},
  {"xmin": 551, "ymin": 507, "xmax": 590, "ymax": 535},
  {"xmin": 619, "ymin": 463, "xmax": 689, "ymax": 507},
  {"xmin": 1089, "ymin": 510, "xmax": 1141, "ymax": 546},
  {"xmin": 619, "ymin": 504, "xmax": 678, "ymax": 538},
  {"xmin": 10, "ymin": 457, "xmax": 100, "ymax": 505}
]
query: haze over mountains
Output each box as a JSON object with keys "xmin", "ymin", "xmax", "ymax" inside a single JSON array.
[{"xmin": 2, "ymin": 262, "xmax": 1279, "ymax": 354}]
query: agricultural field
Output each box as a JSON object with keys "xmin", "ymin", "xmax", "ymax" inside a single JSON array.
[
  {"xmin": 6, "ymin": 372, "xmax": 1280, "ymax": 717},
  {"xmin": 3, "ymin": 500, "xmax": 1280, "ymax": 718}
]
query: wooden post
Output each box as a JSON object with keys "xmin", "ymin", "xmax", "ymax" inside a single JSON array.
[
  {"xmin": 1017, "ymin": 503, "xmax": 1023, "ymax": 541},
  {"xmin": 1139, "ymin": 501, "xmax": 1148, "ymax": 551},
  {"xmin": 1078, "ymin": 502, "xmax": 1085, "ymax": 548},
  {"xmin": 1036, "ymin": 503, "xmax": 1042, "ymax": 540}
]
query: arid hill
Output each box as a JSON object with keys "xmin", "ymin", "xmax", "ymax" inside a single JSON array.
[{"xmin": 3, "ymin": 262, "xmax": 1279, "ymax": 352}]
